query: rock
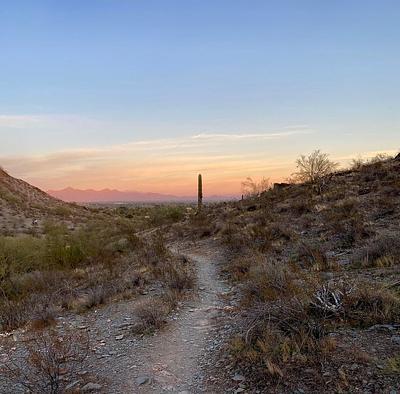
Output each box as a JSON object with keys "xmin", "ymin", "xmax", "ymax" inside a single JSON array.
[
  {"xmin": 81, "ymin": 382, "xmax": 102, "ymax": 392},
  {"xmin": 115, "ymin": 334, "xmax": 124, "ymax": 340},
  {"xmin": 246, "ymin": 205, "xmax": 257, "ymax": 212},
  {"xmin": 136, "ymin": 376, "xmax": 150, "ymax": 385},
  {"xmin": 367, "ymin": 324, "xmax": 397, "ymax": 332},
  {"xmin": 394, "ymin": 153, "xmax": 400, "ymax": 161},
  {"xmin": 65, "ymin": 380, "xmax": 80, "ymax": 390},
  {"xmin": 234, "ymin": 389, "xmax": 245, "ymax": 393},
  {"xmin": 273, "ymin": 182, "xmax": 290, "ymax": 190},
  {"xmin": 117, "ymin": 323, "xmax": 133, "ymax": 329},
  {"xmin": 391, "ymin": 335, "xmax": 400, "ymax": 345},
  {"xmin": 78, "ymin": 370, "xmax": 88, "ymax": 376},
  {"xmin": 232, "ymin": 374, "xmax": 246, "ymax": 382}
]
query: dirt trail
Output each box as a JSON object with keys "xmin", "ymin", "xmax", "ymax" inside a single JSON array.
[
  {"xmin": 76, "ymin": 242, "xmax": 232, "ymax": 393},
  {"xmin": 124, "ymin": 246, "xmax": 230, "ymax": 393},
  {"xmin": 0, "ymin": 242, "xmax": 234, "ymax": 393}
]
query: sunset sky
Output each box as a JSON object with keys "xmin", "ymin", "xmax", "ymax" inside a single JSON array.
[{"xmin": 0, "ymin": 1, "xmax": 399, "ymax": 196}]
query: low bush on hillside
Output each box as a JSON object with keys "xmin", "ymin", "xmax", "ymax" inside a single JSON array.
[
  {"xmin": 1, "ymin": 329, "xmax": 89, "ymax": 393},
  {"xmin": 0, "ymin": 219, "xmax": 193, "ymax": 331},
  {"xmin": 115, "ymin": 204, "xmax": 187, "ymax": 228},
  {"xmin": 353, "ymin": 232, "xmax": 400, "ymax": 268},
  {"xmin": 230, "ymin": 274, "xmax": 400, "ymax": 382},
  {"xmin": 132, "ymin": 289, "xmax": 183, "ymax": 334}
]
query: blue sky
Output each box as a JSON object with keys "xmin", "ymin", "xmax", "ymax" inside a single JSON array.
[{"xmin": 0, "ymin": 1, "xmax": 399, "ymax": 193}]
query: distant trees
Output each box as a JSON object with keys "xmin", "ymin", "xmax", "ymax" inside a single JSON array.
[
  {"xmin": 293, "ymin": 150, "xmax": 338, "ymax": 194},
  {"xmin": 241, "ymin": 177, "xmax": 270, "ymax": 198}
]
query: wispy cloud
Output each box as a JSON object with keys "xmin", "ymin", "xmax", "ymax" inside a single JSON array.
[
  {"xmin": 0, "ymin": 128, "xmax": 310, "ymax": 194},
  {"xmin": 191, "ymin": 129, "xmax": 314, "ymax": 141}
]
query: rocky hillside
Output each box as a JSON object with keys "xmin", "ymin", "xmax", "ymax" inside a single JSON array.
[
  {"xmin": 174, "ymin": 154, "xmax": 400, "ymax": 393},
  {"xmin": 0, "ymin": 167, "xmax": 90, "ymax": 234}
]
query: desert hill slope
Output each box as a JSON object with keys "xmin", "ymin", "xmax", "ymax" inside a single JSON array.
[
  {"xmin": 178, "ymin": 154, "xmax": 400, "ymax": 393},
  {"xmin": 0, "ymin": 167, "xmax": 89, "ymax": 234}
]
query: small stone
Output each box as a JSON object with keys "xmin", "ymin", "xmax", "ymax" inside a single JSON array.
[
  {"xmin": 115, "ymin": 334, "xmax": 124, "ymax": 340},
  {"xmin": 81, "ymin": 382, "xmax": 102, "ymax": 392},
  {"xmin": 322, "ymin": 372, "xmax": 331, "ymax": 377},
  {"xmin": 391, "ymin": 336, "xmax": 400, "ymax": 345},
  {"xmin": 136, "ymin": 376, "xmax": 149, "ymax": 385},
  {"xmin": 232, "ymin": 374, "xmax": 246, "ymax": 382},
  {"xmin": 65, "ymin": 380, "xmax": 80, "ymax": 390}
]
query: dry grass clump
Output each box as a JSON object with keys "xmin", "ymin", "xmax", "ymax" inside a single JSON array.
[
  {"xmin": 322, "ymin": 197, "xmax": 369, "ymax": 248},
  {"xmin": 1, "ymin": 329, "xmax": 89, "ymax": 393},
  {"xmin": 230, "ymin": 262, "xmax": 400, "ymax": 384},
  {"xmin": 133, "ymin": 296, "xmax": 170, "ymax": 333},
  {"xmin": 230, "ymin": 297, "xmax": 335, "ymax": 380},
  {"xmin": 342, "ymin": 283, "xmax": 400, "ymax": 327},
  {"xmin": 219, "ymin": 221, "xmax": 247, "ymax": 252},
  {"xmin": 295, "ymin": 242, "xmax": 338, "ymax": 271},
  {"xmin": 353, "ymin": 232, "xmax": 400, "ymax": 268},
  {"xmin": 224, "ymin": 255, "xmax": 255, "ymax": 282},
  {"xmin": 243, "ymin": 259, "xmax": 302, "ymax": 303},
  {"xmin": 220, "ymin": 220, "xmax": 292, "ymax": 256},
  {"xmin": 132, "ymin": 290, "xmax": 181, "ymax": 334}
]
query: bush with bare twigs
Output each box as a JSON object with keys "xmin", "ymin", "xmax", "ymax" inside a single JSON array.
[
  {"xmin": 293, "ymin": 150, "xmax": 338, "ymax": 194},
  {"xmin": 241, "ymin": 177, "xmax": 270, "ymax": 198},
  {"xmin": 1, "ymin": 329, "xmax": 89, "ymax": 394}
]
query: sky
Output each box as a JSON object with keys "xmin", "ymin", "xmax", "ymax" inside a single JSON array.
[{"xmin": 0, "ymin": 1, "xmax": 399, "ymax": 196}]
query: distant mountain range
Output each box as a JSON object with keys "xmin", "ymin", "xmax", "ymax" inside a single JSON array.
[{"xmin": 47, "ymin": 187, "xmax": 238, "ymax": 203}]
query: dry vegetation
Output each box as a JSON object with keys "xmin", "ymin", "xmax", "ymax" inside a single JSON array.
[
  {"xmin": 1, "ymin": 329, "xmax": 89, "ymax": 393},
  {"xmin": 174, "ymin": 152, "xmax": 400, "ymax": 392},
  {"xmin": 1, "ymin": 152, "xmax": 400, "ymax": 393},
  {"xmin": 0, "ymin": 169, "xmax": 195, "ymax": 335},
  {"xmin": 0, "ymin": 169, "xmax": 196, "ymax": 391}
]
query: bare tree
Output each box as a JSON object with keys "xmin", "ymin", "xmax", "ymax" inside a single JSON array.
[
  {"xmin": 241, "ymin": 177, "xmax": 270, "ymax": 198},
  {"xmin": 293, "ymin": 150, "xmax": 338, "ymax": 193}
]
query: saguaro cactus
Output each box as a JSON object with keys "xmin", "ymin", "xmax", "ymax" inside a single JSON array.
[{"xmin": 198, "ymin": 173, "xmax": 203, "ymax": 211}]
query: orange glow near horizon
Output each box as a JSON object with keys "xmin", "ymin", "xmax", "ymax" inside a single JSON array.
[{"xmin": 1, "ymin": 132, "xmax": 397, "ymax": 197}]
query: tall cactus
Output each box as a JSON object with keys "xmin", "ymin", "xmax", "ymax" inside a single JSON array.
[{"xmin": 197, "ymin": 173, "xmax": 203, "ymax": 211}]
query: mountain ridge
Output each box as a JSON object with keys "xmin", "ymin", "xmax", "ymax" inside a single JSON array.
[{"xmin": 47, "ymin": 187, "xmax": 239, "ymax": 203}]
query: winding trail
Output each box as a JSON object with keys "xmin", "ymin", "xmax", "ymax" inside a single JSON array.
[
  {"xmin": 0, "ymin": 242, "xmax": 234, "ymax": 393},
  {"xmin": 75, "ymin": 242, "xmax": 232, "ymax": 393}
]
